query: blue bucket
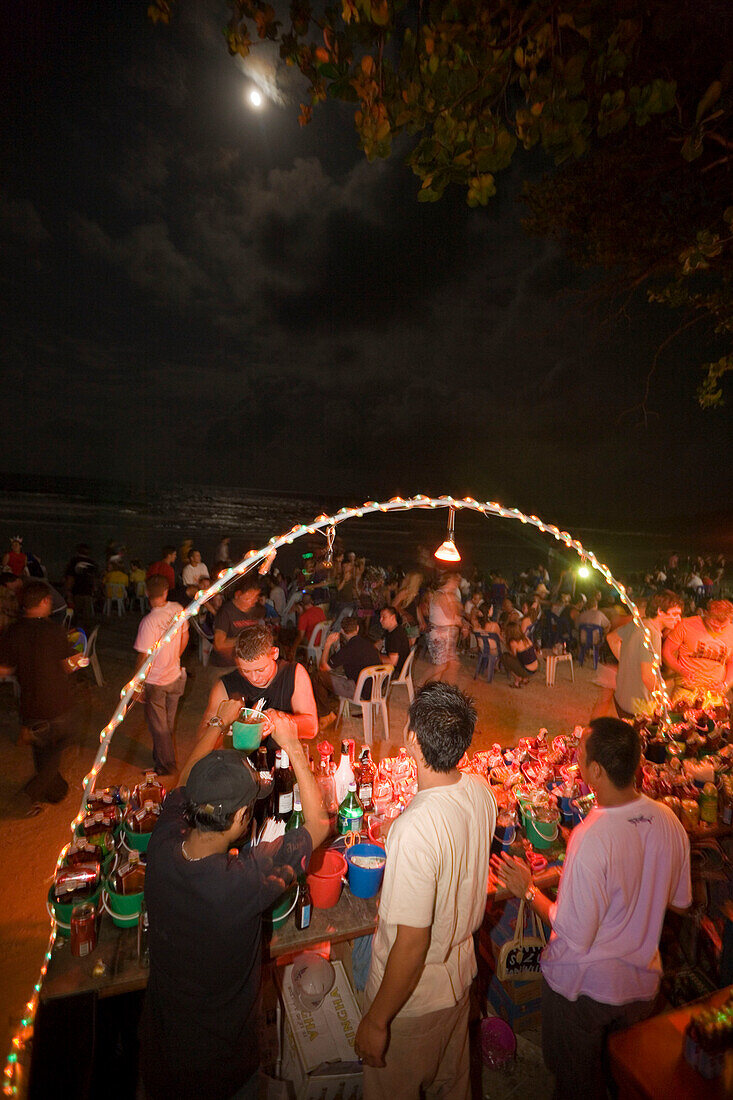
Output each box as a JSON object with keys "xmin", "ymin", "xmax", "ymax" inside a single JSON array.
[{"xmin": 346, "ymin": 843, "xmax": 386, "ymax": 899}]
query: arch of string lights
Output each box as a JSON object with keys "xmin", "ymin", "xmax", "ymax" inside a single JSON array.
[{"xmin": 3, "ymin": 493, "xmax": 670, "ymax": 1095}]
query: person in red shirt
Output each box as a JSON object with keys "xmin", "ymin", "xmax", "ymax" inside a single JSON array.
[
  {"xmin": 296, "ymin": 594, "xmax": 326, "ymax": 649},
  {"xmin": 147, "ymin": 545, "xmax": 177, "ymax": 591},
  {"xmin": 2, "ymin": 537, "xmax": 27, "ymax": 577}
]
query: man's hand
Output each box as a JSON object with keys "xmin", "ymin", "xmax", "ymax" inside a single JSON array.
[
  {"xmin": 491, "ymin": 852, "xmax": 532, "ymax": 898},
  {"xmin": 354, "ymin": 1013, "xmax": 388, "ymax": 1068},
  {"xmin": 217, "ymin": 697, "xmax": 242, "ymax": 727},
  {"xmin": 267, "ymin": 710, "xmax": 299, "ymax": 747},
  {"xmin": 325, "ymin": 632, "xmax": 340, "ymax": 648}
]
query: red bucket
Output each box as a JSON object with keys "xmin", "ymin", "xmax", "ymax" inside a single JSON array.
[{"xmin": 306, "ymin": 848, "xmax": 347, "ymax": 909}]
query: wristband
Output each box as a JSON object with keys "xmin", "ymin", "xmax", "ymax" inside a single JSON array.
[{"xmin": 207, "ymin": 716, "xmax": 224, "ymax": 729}]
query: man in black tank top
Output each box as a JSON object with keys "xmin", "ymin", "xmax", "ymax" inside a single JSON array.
[{"xmin": 198, "ymin": 623, "xmax": 318, "ymax": 765}]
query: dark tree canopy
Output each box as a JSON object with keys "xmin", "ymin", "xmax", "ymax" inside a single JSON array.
[{"xmin": 151, "ymin": 0, "xmax": 733, "ymax": 405}]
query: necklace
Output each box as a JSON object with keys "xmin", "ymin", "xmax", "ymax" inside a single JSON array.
[{"xmin": 181, "ymin": 839, "xmax": 205, "ymax": 862}]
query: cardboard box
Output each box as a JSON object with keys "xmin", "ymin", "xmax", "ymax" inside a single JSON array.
[
  {"xmin": 277, "ymin": 959, "xmax": 363, "ymax": 1100},
  {"xmin": 486, "ymin": 973, "xmax": 542, "ymax": 1033}
]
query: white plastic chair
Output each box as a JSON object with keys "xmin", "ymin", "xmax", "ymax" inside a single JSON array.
[
  {"xmin": 306, "ymin": 619, "xmax": 331, "ymax": 668},
  {"xmin": 132, "ymin": 581, "xmax": 147, "ymax": 614},
  {"xmin": 336, "ymin": 664, "xmax": 393, "ymax": 746},
  {"xmin": 388, "ymin": 645, "xmax": 417, "ymax": 704},
  {"xmin": 103, "ymin": 583, "xmax": 126, "ymax": 617},
  {"xmin": 63, "ymin": 608, "xmax": 73, "ymax": 629},
  {"xmin": 84, "ymin": 625, "xmax": 105, "ymax": 686},
  {"xmin": 190, "ymin": 617, "xmax": 213, "ymax": 667}
]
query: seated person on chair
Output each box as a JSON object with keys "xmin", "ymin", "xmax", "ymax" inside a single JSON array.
[
  {"xmin": 379, "ymin": 606, "xmax": 411, "ymax": 677},
  {"xmin": 318, "ymin": 616, "xmax": 380, "ymax": 704},
  {"xmin": 295, "ymin": 593, "xmax": 326, "ymax": 651}
]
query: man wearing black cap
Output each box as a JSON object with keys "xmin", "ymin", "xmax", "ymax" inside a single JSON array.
[{"xmin": 140, "ymin": 703, "xmax": 330, "ymax": 1100}]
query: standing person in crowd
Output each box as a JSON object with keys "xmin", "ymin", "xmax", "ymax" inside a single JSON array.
[
  {"xmin": 356, "ymin": 683, "xmax": 496, "ymax": 1098},
  {"xmin": 181, "ymin": 548, "xmax": 210, "ymax": 595},
  {"xmin": 423, "ymin": 574, "xmax": 464, "ymax": 686},
  {"xmin": 662, "ymin": 599, "xmax": 733, "ymax": 699},
  {"xmin": 211, "ymin": 580, "xmax": 265, "ymax": 668},
  {"xmin": 0, "ymin": 581, "xmax": 87, "ymax": 812},
  {"xmin": 607, "ymin": 592, "xmax": 682, "ymax": 718},
  {"xmin": 140, "ymin": 704, "xmax": 329, "ymax": 1100},
  {"xmin": 200, "ymin": 622, "xmax": 318, "ymax": 763},
  {"xmin": 379, "ymin": 606, "xmax": 411, "ymax": 677},
  {"xmin": 2, "ymin": 536, "xmax": 27, "ymax": 576},
  {"xmin": 134, "ymin": 575, "xmax": 189, "ymax": 777},
  {"xmin": 146, "ymin": 545, "xmax": 177, "ymax": 591},
  {"xmin": 496, "ymin": 718, "xmax": 691, "ymax": 1099},
  {"xmin": 215, "ymin": 536, "xmax": 231, "ymax": 565}
]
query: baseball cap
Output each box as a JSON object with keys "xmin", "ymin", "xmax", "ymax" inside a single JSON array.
[{"xmin": 185, "ymin": 749, "xmax": 269, "ymax": 814}]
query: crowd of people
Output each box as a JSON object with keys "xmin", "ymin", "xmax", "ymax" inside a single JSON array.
[{"xmin": 1, "ymin": 530, "xmax": 725, "ymax": 1098}]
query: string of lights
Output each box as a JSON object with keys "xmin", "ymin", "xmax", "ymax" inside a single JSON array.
[{"xmin": 3, "ymin": 494, "xmax": 667, "ymax": 1096}]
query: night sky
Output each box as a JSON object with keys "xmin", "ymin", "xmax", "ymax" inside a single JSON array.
[{"xmin": 2, "ymin": 0, "xmax": 731, "ymax": 526}]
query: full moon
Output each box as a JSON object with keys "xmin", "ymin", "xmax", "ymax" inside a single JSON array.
[{"xmin": 248, "ymin": 88, "xmax": 263, "ymax": 108}]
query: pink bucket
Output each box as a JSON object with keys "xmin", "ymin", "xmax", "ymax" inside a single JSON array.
[{"xmin": 480, "ymin": 1017, "xmax": 516, "ymax": 1069}]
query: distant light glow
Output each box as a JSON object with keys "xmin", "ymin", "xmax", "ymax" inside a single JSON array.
[
  {"xmin": 248, "ymin": 88, "xmax": 263, "ymax": 108},
  {"xmin": 578, "ymin": 565, "xmax": 590, "ymax": 578}
]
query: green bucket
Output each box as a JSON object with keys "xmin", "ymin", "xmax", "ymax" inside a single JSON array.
[
  {"xmin": 122, "ymin": 818, "xmax": 153, "ymax": 853},
  {"xmin": 47, "ymin": 882, "xmax": 102, "ymax": 937},
  {"xmin": 524, "ymin": 809, "xmax": 559, "ymax": 850},
  {"xmin": 102, "ymin": 876, "xmax": 144, "ymax": 928},
  {"xmin": 265, "ymin": 884, "xmax": 299, "ymax": 930}
]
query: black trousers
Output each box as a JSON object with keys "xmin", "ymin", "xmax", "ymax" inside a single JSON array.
[{"xmin": 541, "ymin": 978, "xmax": 657, "ymax": 1098}]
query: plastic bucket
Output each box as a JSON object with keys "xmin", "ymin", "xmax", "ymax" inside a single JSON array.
[
  {"xmin": 47, "ymin": 883, "xmax": 102, "ymax": 936},
  {"xmin": 266, "ymin": 884, "xmax": 299, "ymax": 929},
  {"xmin": 346, "ymin": 843, "xmax": 386, "ymax": 899},
  {"xmin": 102, "ymin": 878, "xmax": 144, "ymax": 928},
  {"xmin": 480, "ymin": 1017, "xmax": 516, "ymax": 1069},
  {"xmin": 525, "ymin": 809, "xmax": 558, "ymax": 850},
  {"xmin": 306, "ymin": 848, "xmax": 347, "ymax": 909},
  {"xmin": 122, "ymin": 819, "xmax": 153, "ymax": 853},
  {"xmin": 231, "ymin": 709, "xmax": 268, "ymax": 752}
]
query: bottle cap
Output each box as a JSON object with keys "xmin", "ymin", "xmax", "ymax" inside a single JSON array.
[{"xmin": 348, "ymin": 781, "xmax": 357, "ymax": 792}]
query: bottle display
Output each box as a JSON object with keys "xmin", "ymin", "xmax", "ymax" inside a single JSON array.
[
  {"xmin": 135, "ymin": 770, "xmax": 165, "ymax": 806},
  {"xmin": 128, "ymin": 800, "xmax": 161, "ymax": 834}
]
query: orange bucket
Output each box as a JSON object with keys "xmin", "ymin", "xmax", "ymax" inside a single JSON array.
[{"xmin": 306, "ymin": 848, "xmax": 347, "ymax": 909}]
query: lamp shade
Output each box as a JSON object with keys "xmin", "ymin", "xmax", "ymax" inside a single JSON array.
[{"xmin": 434, "ymin": 539, "xmax": 461, "ymax": 563}]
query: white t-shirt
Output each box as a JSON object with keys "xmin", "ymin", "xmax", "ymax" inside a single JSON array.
[
  {"xmin": 181, "ymin": 563, "xmax": 210, "ymax": 588},
  {"xmin": 542, "ymin": 794, "xmax": 691, "ymax": 1005},
  {"xmin": 366, "ymin": 772, "xmax": 497, "ymax": 1016},
  {"xmin": 134, "ymin": 602, "xmax": 186, "ymax": 686}
]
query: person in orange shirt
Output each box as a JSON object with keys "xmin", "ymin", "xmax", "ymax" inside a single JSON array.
[{"xmin": 662, "ymin": 600, "xmax": 733, "ymax": 699}]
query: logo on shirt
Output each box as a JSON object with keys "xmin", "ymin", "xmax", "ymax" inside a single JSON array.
[{"xmin": 627, "ymin": 814, "xmax": 653, "ymax": 827}]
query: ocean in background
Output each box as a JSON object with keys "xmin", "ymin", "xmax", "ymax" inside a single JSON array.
[{"xmin": 0, "ymin": 473, "xmax": 703, "ymax": 584}]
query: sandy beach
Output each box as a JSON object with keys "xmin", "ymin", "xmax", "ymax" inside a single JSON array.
[{"xmin": 0, "ymin": 614, "xmax": 597, "ymax": 1068}]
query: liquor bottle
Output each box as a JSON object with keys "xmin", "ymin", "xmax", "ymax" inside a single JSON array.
[
  {"xmin": 136, "ymin": 770, "xmax": 164, "ymax": 806},
  {"xmin": 285, "ymin": 784, "xmax": 305, "ymax": 832},
  {"xmin": 129, "ymin": 800, "xmax": 161, "ymax": 834},
  {"xmin": 337, "ymin": 782, "xmax": 363, "ymax": 835},
  {"xmin": 116, "ymin": 849, "xmax": 146, "ymax": 895},
  {"xmin": 393, "ymin": 747, "xmax": 411, "ymax": 781},
  {"xmin": 66, "ymin": 838, "xmax": 103, "ymax": 867},
  {"xmin": 295, "ymin": 881, "xmax": 312, "ymax": 930},
  {"xmin": 254, "ymin": 746, "xmax": 274, "ymax": 829},
  {"xmin": 273, "ymin": 750, "xmax": 295, "ymax": 821},
  {"xmin": 317, "ymin": 754, "xmax": 338, "ymax": 817},
  {"xmin": 355, "ymin": 747, "xmax": 377, "ymax": 813},
  {"xmin": 334, "ymin": 740, "xmax": 355, "ymax": 805}
]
